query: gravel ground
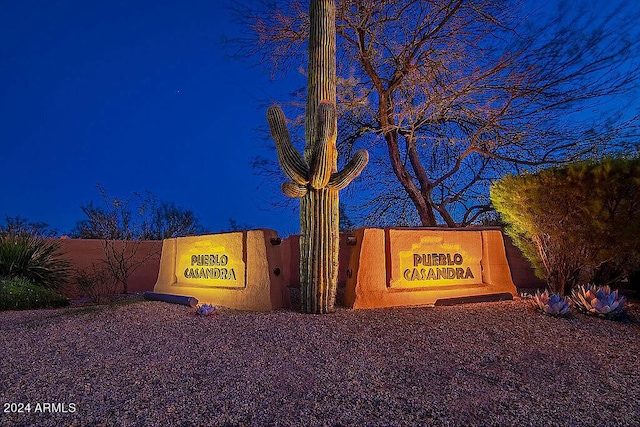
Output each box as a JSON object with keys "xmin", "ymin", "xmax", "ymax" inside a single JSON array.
[{"xmin": 1, "ymin": 295, "xmax": 639, "ymax": 427}]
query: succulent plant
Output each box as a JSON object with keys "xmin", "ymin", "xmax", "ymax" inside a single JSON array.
[
  {"xmin": 532, "ymin": 290, "xmax": 572, "ymax": 317},
  {"xmin": 267, "ymin": 0, "xmax": 368, "ymax": 313},
  {"xmin": 196, "ymin": 303, "xmax": 216, "ymax": 316},
  {"xmin": 571, "ymin": 284, "xmax": 626, "ymax": 319}
]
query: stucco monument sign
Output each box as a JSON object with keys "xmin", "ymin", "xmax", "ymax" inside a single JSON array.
[
  {"xmin": 152, "ymin": 229, "xmax": 290, "ymax": 311},
  {"xmin": 390, "ymin": 230, "xmax": 482, "ymax": 288},
  {"xmin": 178, "ymin": 234, "xmax": 245, "ymax": 287},
  {"xmin": 343, "ymin": 228, "xmax": 517, "ymax": 309}
]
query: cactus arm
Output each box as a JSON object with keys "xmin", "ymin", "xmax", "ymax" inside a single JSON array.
[
  {"xmin": 327, "ymin": 149, "xmax": 369, "ymax": 190},
  {"xmin": 267, "ymin": 105, "xmax": 310, "ymax": 185},
  {"xmin": 282, "ymin": 181, "xmax": 309, "ymax": 198},
  {"xmin": 309, "ymin": 101, "xmax": 337, "ymax": 189}
]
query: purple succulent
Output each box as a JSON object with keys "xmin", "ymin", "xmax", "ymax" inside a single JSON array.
[
  {"xmin": 533, "ymin": 290, "xmax": 572, "ymax": 317},
  {"xmin": 572, "ymin": 284, "xmax": 626, "ymax": 319},
  {"xmin": 196, "ymin": 303, "xmax": 216, "ymax": 316}
]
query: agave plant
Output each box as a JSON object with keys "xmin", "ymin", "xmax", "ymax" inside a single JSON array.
[
  {"xmin": 532, "ymin": 290, "xmax": 572, "ymax": 317},
  {"xmin": 572, "ymin": 284, "xmax": 626, "ymax": 319},
  {"xmin": 196, "ymin": 303, "xmax": 216, "ymax": 316}
]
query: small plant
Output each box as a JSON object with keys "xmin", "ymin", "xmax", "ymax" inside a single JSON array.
[
  {"xmin": 0, "ymin": 276, "xmax": 69, "ymax": 311},
  {"xmin": 0, "ymin": 229, "xmax": 70, "ymax": 290},
  {"xmin": 532, "ymin": 290, "xmax": 572, "ymax": 317},
  {"xmin": 572, "ymin": 284, "xmax": 626, "ymax": 319},
  {"xmin": 196, "ymin": 303, "xmax": 216, "ymax": 316},
  {"xmin": 75, "ymin": 266, "xmax": 119, "ymax": 304}
]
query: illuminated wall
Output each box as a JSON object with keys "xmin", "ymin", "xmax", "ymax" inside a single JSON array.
[
  {"xmin": 153, "ymin": 229, "xmax": 290, "ymax": 311},
  {"xmin": 343, "ymin": 228, "xmax": 517, "ymax": 309}
]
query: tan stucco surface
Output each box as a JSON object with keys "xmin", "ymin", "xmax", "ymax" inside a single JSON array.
[
  {"xmin": 342, "ymin": 228, "xmax": 517, "ymax": 309},
  {"xmin": 153, "ymin": 229, "xmax": 290, "ymax": 311},
  {"xmin": 55, "ymin": 227, "xmax": 537, "ymax": 310}
]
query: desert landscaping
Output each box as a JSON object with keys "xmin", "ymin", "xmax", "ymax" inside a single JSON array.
[{"xmin": 1, "ymin": 294, "xmax": 639, "ymax": 426}]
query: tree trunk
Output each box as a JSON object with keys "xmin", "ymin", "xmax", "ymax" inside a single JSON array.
[{"xmin": 383, "ymin": 131, "xmax": 438, "ymax": 226}]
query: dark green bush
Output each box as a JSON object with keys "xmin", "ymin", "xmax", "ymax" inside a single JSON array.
[
  {"xmin": 0, "ymin": 276, "xmax": 69, "ymax": 311},
  {"xmin": 0, "ymin": 230, "xmax": 70, "ymax": 290},
  {"xmin": 491, "ymin": 156, "xmax": 640, "ymax": 295}
]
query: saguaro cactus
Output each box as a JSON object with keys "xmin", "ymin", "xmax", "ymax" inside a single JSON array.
[{"xmin": 267, "ymin": 0, "xmax": 368, "ymax": 313}]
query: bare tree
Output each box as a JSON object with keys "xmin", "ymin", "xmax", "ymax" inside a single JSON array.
[
  {"xmin": 72, "ymin": 185, "xmax": 204, "ymax": 240},
  {"xmin": 71, "ymin": 185, "xmax": 204, "ymax": 293},
  {"xmin": 1, "ymin": 216, "xmax": 58, "ymax": 238},
  {"xmin": 236, "ymin": 0, "xmax": 640, "ymax": 226}
]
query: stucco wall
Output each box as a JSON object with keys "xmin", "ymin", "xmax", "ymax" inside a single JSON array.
[
  {"xmin": 502, "ymin": 235, "xmax": 546, "ymax": 290},
  {"xmin": 57, "ymin": 238, "xmax": 162, "ymax": 298},
  {"xmin": 56, "ymin": 230, "xmax": 542, "ymax": 300}
]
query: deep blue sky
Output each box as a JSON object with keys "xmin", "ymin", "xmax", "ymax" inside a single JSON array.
[
  {"xmin": 0, "ymin": 0, "xmax": 306, "ymax": 236},
  {"xmin": 1, "ymin": 1, "xmax": 637, "ymax": 237}
]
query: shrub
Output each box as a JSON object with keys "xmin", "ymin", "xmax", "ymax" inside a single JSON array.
[
  {"xmin": 0, "ymin": 230, "xmax": 70, "ymax": 290},
  {"xmin": 71, "ymin": 185, "xmax": 204, "ymax": 240},
  {"xmin": 491, "ymin": 156, "xmax": 640, "ymax": 295},
  {"xmin": 74, "ymin": 266, "xmax": 119, "ymax": 304},
  {"xmin": 0, "ymin": 276, "xmax": 69, "ymax": 311}
]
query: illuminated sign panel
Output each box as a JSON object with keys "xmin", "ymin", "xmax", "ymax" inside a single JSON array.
[
  {"xmin": 175, "ymin": 233, "xmax": 246, "ymax": 289},
  {"xmin": 388, "ymin": 230, "xmax": 483, "ymax": 289}
]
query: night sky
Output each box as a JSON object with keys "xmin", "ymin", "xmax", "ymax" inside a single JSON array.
[
  {"xmin": 1, "ymin": 0, "xmax": 305, "ymax": 236},
  {"xmin": 1, "ymin": 1, "xmax": 637, "ymax": 237}
]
